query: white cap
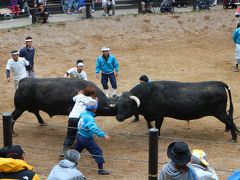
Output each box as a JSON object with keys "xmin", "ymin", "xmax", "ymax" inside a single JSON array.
[
  {"xmin": 101, "ymin": 47, "xmax": 110, "ymax": 51},
  {"xmin": 76, "ymin": 62, "xmax": 84, "ymax": 67}
]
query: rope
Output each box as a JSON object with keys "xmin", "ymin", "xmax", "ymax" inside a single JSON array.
[{"xmin": 14, "ymin": 120, "xmax": 240, "ymax": 146}]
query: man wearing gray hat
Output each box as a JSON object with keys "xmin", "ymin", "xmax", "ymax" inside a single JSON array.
[
  {"xmin": 6, "ymin": 50, "xmax": 30, "ymax": 89},
  {"xmin": 48, "ymin": 149, "xmax": 85, "ymax": 180},
  {"xmin": 96, "ymin": 46, "xmax": 119, "ymax": 98}
]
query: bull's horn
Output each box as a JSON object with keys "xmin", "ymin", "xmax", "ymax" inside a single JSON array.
[
  {"xmin": 130, "ymin": 96, "xmax": 140, "ymax": 108},
  {"xmin": 110, "ymin": 104, "xmax": 116, "ymax": 107}
]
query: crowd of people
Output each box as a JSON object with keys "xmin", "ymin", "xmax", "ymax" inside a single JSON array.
[
  {"xmin": 64, "ymin": 0, "xmax": 115, "ymax": 17},
  {"xmin": 6, "ymin": 0, "xmax": 49, "ymax": 22},
  {"xmin": 1, "ymin": 141, "xmax": 239, "ymax": 179}
]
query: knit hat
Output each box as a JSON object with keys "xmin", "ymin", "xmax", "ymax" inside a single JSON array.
[
  {"xmin": 6, "ymin": 145, "xmax": 24, "ymax": 159},
  {"xmin": 192, "ymin": 149, "xmax": 209, "ymax": 166},
  {"xmin": 86, "ymin": 100, "xmax": 98, "ymax": 111}
]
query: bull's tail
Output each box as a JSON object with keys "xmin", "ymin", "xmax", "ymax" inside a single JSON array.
[
  {"xmin": 222, "ymin": 83, "xmax": 240, "ymax": 136},
  {"xmin": 223, "ymin": 84, "xmax": 234, "ymax": 119}
]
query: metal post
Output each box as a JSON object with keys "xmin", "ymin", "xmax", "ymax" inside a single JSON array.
[
  {"xmin": 2, "ymin": 112, "xmax": 12, "ymax": 147},
  {"xmin": 86, "ymin": 0, "xmax": 91, "ymax": 18},
  {"xmin": 138, "ymin": 0, "xmax": 143, "ymax": 13},
  {"xmin": 30, "ymin": 0, "xmax": 36, "ymax": 24},
  {"xmin": 148, "ymin": 128, "xmax": 158, "ymax": 180}
]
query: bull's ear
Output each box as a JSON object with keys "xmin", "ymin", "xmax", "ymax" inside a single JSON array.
[
  {"xmin": 130, "ymin": 96, "xmax": 140, "ymax": 108},
  {"xmin": 110, "ymin": 104, "xmax": 116, "ymax": 107}
]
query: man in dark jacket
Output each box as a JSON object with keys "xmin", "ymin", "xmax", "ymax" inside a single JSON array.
[{"xmin": 19, "ymin": 36, "xmax": 36, "ymax": 77}]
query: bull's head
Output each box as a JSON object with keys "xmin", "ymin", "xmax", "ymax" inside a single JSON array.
[{"xmin": 111, "ymin": 92, "xmax": 140, "ymax": 122}]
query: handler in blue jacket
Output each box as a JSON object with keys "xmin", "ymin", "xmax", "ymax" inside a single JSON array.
[
  {"xmin": 96, "ymin": 46, "xmax": 119, "ymax": 98},
  {"xmin": 74, "ymin": 100, "xmax": 111, "ymax": 175},
  {"xmin": 232, "ymin": 27, "xmax": 240, "ymax": 72}
]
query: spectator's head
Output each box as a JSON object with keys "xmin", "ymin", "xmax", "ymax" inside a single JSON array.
[
  {"xmin": 11, "ymin": 50, "xmax": 19, "ymax": 61},
  {"xmin": 101, "ymin": 47, "xmax": 110, "ymax": 57},
  {"xmin": 65, "ymin": 150, "xmax": 81, "ymax": 165},
  {"xmin": 167, "ymin": 141, "xmax": 191, "ymax": 166},
  {"xmin": 6, "ymin": 145, "xmax": 25, "ymax": 160},
  {"xmin": 191, "ymin": 149, "xmax": 209, "ymax": 167},
  {"xmin": 25, "ymin": 36, "xmax": 33, "ymax": 47},
  {"xmin": 37, "ymin": 2, "xmax": 44, "ymax": 9},
  {"xmin": 83, "ymin": 86, "xmax": 96, "ymax": 98},
  {"xmin": 86, "ymin": 100, "xmax": 98, "ymax": 113},
  {"xmin": 139, "ymin": 75, "xmax": 149, "ymax": 83},
  {"xmin": 76, "ymin": 61, "xmax": 84, "ymax": 72}
]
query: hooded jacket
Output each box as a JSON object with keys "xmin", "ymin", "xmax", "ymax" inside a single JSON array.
[
  {"xmin": 0, "ymin": 158, "xmax": 40, "ymax": 180},
  {"xmin": 191, "ymin": 163, "xmax": 219, "ymax": 180},
  {"xmin": 48, "ymin": 159, "xmax": 85, "ymax": 180},
  {"xmin": 158, "ymin": 162, "xmax": 197, "ymax": 180}
]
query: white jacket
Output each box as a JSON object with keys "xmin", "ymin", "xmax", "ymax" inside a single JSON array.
[{"xmin": 191, "ymin": 164, "xmax": 219, "ymax": 180}]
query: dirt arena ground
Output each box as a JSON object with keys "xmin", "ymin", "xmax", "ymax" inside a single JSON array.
[{"xmin": 1, "ymin": 9, "xmax": 240, "ymax": 179}]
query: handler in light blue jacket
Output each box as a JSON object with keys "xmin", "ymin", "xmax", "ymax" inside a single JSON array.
[
  {"xmin": 232, "ymin": 27, "xmax": 240, "ymax": 71},
  {"xmin": 96, "ymin": 46, "xmax": 119, "ymax": 98},
  {"xmin": 74, "ymin": 100, "xmax": 111, "ymax": 175}
]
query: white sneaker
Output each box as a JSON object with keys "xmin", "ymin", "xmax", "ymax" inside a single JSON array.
[{"xmin": 29, "ymin": 15, "xmax": 32, "ymax": 19}]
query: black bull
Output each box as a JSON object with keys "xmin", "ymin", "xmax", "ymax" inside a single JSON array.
[
  {"xmin": 113, "ymin": 81, "xmax": 240, "ymax": 141},
  {"xmin": 12, "ymin": 78, "xmax": 117, "ymax": 127}
]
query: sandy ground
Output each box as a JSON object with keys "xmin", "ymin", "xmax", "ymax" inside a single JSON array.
[{"xmin": 1, "ymin": 9, "xmax": 240, "ymax": 179}]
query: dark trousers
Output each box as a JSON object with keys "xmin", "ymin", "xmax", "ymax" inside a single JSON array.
[
  {"xmin": 74, "ymin": 135, "xmax": 105, "ymax": 165},
  {"xmin": 63, "ymin": 117, "xmax": 79, "ymax": 150},
  {"xmin": 101, "ymin": 73, "xmax": 117, "ymax": 89}
]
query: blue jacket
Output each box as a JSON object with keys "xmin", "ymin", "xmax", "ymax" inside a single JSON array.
[
  {"xmin": 77, "ymin": 0, "xmax": 85, "ymax": 9},
  {"xmin": 77, "ymin": 110, "xmax": 105, "ymax": 138},
  {"xmin": 96, "ymin": 54, "xmax": 119, "ymax": 74},
  {"xmin": 233, "ymin": 28, "xmax": 240, "ymax": 44},
  {"xmin": 19, "ymin": 47, "xmax": 35, "ymax": 70}
]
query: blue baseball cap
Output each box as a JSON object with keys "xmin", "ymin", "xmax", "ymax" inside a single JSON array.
[{"xmin": 86, "ymin": 100, "xmax": 98, "ymax": 111}]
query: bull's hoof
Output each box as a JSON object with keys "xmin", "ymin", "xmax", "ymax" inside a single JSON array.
[
  {"xmin": 231, "ymin": 139, "xmax": 237, "ymax": 143},
  {"xmin": 40, "ymin": 123, "xmax": 47, "ymax": 126}
]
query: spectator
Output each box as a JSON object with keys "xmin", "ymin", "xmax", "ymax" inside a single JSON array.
[
  {"xmin": 35, "ymin": 0, "xmax": 47, "ymax": 6},
  {"xmin": 9, "ymin": 0, "xmax": 20, "ymax": 16},
  {"xmin": 67, "ymin": 0, "xmax": 77, "ymax": 14},
  {"xmin": 139, "ymin": 75, "xmax": 149, "ymax": 83},
  {"xmin": 61, "ymin": 86, "xmax": 96, "ymax": 157},
  {"xmin": 191, "ymin": 149, "xmax": 218, "ymax": 180},
  {"xmin": 96, "ymin": 46, "xmax": 119, "ymax": 98},
  {"xmin": 158, "ymin": 141, "xmax": 197, "ymax": 180},
  {"xmin": 19, "ymin": 36, "xmax": 36, "ymax": 78},
  {"xmin": 232, "ymin": 26, "xmax": 240, "ymax": 72},
  {"xmin": 76, "ymin": 0, "xmax": 86, "ymax": 17},
  {"xmin": 36, "ymin": 2, "xmax": 49, "ymax": 23},
  {"xmin": 160, "ymin": 0, "xmax": 174, "ymax": 13},
  {"xmin": 74, "ymin": 100, "xmax": 111, "ymax": 175},
  {"xmin": 19, "ymin": 0, "xmax": 30, "ymax": 17},
  {"xmin": 141, "ymin": 0, "xmax": 153, "ymax": 13},
  {"xmin": 6, "ymin": 50, "xmax": 29, "ymax": 89},
  {"xmin": 48, "ymin": 149, "xmax": 85, "ymax": 180},
  {"xmin": 0, "ymin": 145, "xmax": 40, "ymax": 180},
  {"xmin": 64, "ymin": 59, "xmax": 88, "ymax": 80},
  {"xmin": 102, "ymin": 0, "xmax": 115, "ymax": 16}
]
